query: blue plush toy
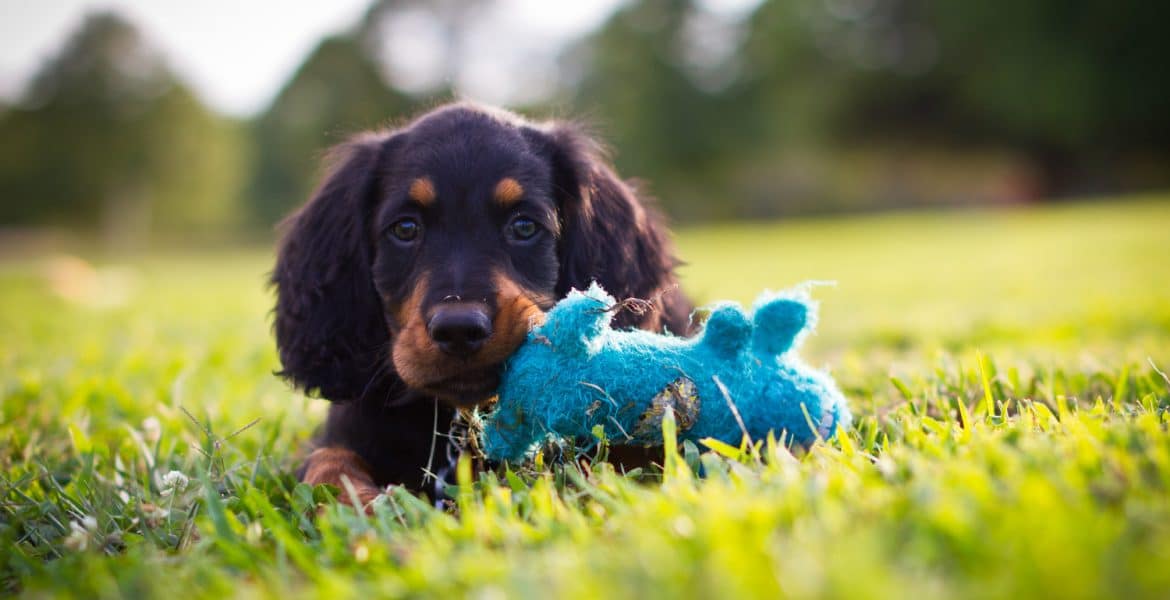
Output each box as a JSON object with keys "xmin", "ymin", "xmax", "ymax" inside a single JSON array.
[{"xmin": 481, "ymin": 283, "xmax": 851, "ymax": 462}]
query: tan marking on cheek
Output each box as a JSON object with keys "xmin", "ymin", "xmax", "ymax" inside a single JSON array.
[
  {"xmin": 493, "ymin": 177, "xmax": 524, "ymax": 207},
  {"xmin": 408, "ymin": 177, "xmax": 436, "ymax": 206},
  {"xmin": 478, "ymin": 273, "xmax": 547, "ymax": 365},
  {"xmin": 390, "ymin": 273, "xmax": 442, "ymax": 388}
]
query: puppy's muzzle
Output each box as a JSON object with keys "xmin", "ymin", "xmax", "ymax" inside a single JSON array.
[{"xmin": 427, "ymin": 303, "xmax": 492, "ymax": 358}]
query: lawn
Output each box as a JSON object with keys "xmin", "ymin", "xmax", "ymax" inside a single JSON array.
[{"xmin": 2, "ymin": 196, "xmax": 1169, "ymax": 598}]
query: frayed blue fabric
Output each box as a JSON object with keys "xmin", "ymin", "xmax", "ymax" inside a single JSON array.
[{"xmin": 481, "ymin": 283, "xmax": 851, "ymax": 462}]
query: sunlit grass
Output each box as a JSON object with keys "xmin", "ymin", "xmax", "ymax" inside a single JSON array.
[{"xmin": 2, "ymin": 196, "xmax": 1168, "ymax": 598}]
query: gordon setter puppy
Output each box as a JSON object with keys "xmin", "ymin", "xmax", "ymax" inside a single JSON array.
[{"xmin": 273, "ymin": 103, "xmax": 692, "ymax": 505}]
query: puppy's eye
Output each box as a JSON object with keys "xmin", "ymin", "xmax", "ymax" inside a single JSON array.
[
  {"xmin": 390, "ymin": 218, "xmax": 421, "ymax": 242},
  {"xmin": 508, "ymin": 217, "xmax": 539, "ymax": 241}
]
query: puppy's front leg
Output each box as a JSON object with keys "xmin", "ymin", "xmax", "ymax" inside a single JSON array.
[{"xmin": 301, "ymin": 447, "xmax": 384, "ymax": 511}]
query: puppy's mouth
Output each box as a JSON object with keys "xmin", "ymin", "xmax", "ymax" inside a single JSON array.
[
  {"xmin": 391, "ymin": 340, "xmax": 519, "ymax": 408},
  {"xmin": 419, "ymin": 366, "xmax": 501, "ymax": 407}
]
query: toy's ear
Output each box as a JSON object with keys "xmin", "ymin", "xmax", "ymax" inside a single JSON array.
[
  {"xmin": 541, "ymin": 282, "xmax": 616, "ymax": 354},
  {"xmin": 751, "ymin": 294, "xmax": 813, "ymax": 357},
  {"xmin": 697, "ymin": 303, "xmax": 752, "ymax": 358}
]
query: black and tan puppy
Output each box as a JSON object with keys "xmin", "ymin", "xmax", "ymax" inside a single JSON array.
[{"xmin": 272, "ymin": 103, "xmax": 691, "ymax": 505}]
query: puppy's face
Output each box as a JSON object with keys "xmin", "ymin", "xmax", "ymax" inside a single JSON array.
[{"xmin": 369, "ymin": 113, "xmax": 559, "ymax": 405}]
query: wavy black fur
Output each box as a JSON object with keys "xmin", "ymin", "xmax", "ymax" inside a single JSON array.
[{"xmin": 273, "ymin": 103, "xmax": 691, "ymax": 490}]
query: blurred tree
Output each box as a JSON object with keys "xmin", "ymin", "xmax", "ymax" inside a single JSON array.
[
  {"xmin": 744, "ymin": 0, "xmax": 1170, "ymax": 198},
  {"xmin": 247, "ymin": 35, "xmax": 415, "ymax": 227},
  {"xmin": 927, "ymin": 0, "xmax": 1170, "ymax": 194},
  {"xmin": 360, "ymin": 0, "xmax": 489, "ymax": 94},
  {"xmin": 0, "ymin": 12, "xmax": 245, "ymax": 234},
  {"xmin": 7, "ymin": 1, "xmax": 1168, "ymax": 232},
  {"xmin": 254, "ymin": 0, "xmax": 613, "ymax": 226},
  {"xmin": 565, "ymin": 0, "xmax": 757, "ymax": 220},
  {"xmin": 247, "ymin": 0, "xmax": 499, "ymax": 226}
]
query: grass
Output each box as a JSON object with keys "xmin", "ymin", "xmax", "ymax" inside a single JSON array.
[{"xmin": 2, "ymin": 196, "xmax": 1169, "ymax": 598}]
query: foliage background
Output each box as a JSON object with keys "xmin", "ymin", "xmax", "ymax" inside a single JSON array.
[{"xmin": 2, "ymin": 0, "xmax": 1169, "ymax": 234}]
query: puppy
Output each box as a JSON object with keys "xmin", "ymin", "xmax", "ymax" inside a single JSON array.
[{"xmin": 272, "ymin": 103, "xmax": 692, "ymax": 505}]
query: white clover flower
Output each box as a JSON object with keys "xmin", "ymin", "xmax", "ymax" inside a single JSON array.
[
  {"xmin": 353, "ymin": 542, "xmax": 370, "ymax": 563},
  {"xmin": 64, "ymin": 520, "xmax": 91, "ymax": 551},
  {"xmin": 159, "ymin": 470, "xmax": 189, "ymax": 496},
  {"xmin": 671, "ymin": 515, "xmax": 695, "ymax": 538},
  {"xmin": 141, "ymin": 417, "xmax": 162, "ymax": 443},
  {"xmin": 246, "ymin": 521, "xmax": 263, "ymax": 545}
]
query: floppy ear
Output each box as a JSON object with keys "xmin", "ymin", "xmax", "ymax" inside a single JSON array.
[
  {"xmin": 522, "ymin": 122, "xmax": 687, "ymax": 332},
  {"xmin": 272, "ymin": 131, "xmax": 400, "ymax": 402}
]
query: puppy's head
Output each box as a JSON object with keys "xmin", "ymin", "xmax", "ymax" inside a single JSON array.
[
  {"xmin": 273, "ymin": 103, "xmax": 681, "ymax": 407},
  {"xmin": 373, "ymin": 108, "xmax": 562, "ymax": 403}
]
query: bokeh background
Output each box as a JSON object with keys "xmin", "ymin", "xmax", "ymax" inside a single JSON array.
[
  {"xmin": 2, "ymin": 0, "xmax": 1168, "ymax": 241},
  {"xmin": 3, "ymin": 4, "xmax": 1170, "ymax": 596}
]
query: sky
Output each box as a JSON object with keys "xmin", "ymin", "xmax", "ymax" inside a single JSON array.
[{"xmin": 0, "ymin": 0, "xmax": 628, "ymax": 116}]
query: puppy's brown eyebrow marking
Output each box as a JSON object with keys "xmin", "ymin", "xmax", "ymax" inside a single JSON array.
[
  {"xmin": 408, "ymin": 178, "xmax": 436, "ymax": 206},
  {"xmin": 493, "ymin": 177, "xmax": 524, "ymax": 207}
]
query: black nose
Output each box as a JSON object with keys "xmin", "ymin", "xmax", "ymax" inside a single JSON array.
[{"xmin": 427, "ymin": 304, "xmax": 492, "ymax": 357}]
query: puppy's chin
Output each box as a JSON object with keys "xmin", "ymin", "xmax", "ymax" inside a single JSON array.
[
  {"xmin": 393, "ymin": 355, "xmax": 501, "ymax": 407},
  {"xmin": 422, "ymin": 369, "xmax": 501, "ymax": 407}
]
